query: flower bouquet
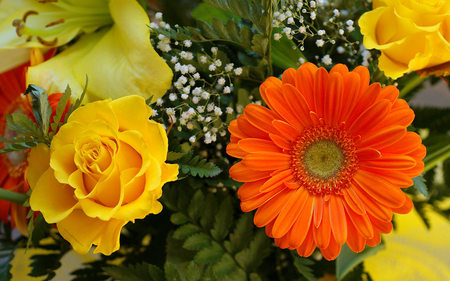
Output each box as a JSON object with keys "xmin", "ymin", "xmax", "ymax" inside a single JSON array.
[{"xmin": 0, "ymin": 0, "xmax": 449, "ymax": 280}]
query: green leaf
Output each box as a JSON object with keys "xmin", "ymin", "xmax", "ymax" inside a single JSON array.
[
  {"xmin": 167, "ymin": 151, "xmax": 186, "ymax": 161},
  {"xmin": 192, "ymin": 3, "xmax": 239, "ymax": 24},
  {"xmin": 50, "ymin": 85, "xmax": 71, "ymax": 132},
  {"xmin": 171, "ymin": 212, "xmax": 189, "ymax": 225},
  {"xmin": 6, "ymin": 113, "xmax": 42, "ymax": 138},
  {"xmin": 336, "ymin": 243, "xmax": 384, "ymax": 281},
  {"xmin": 251, "ymin": 34, "xmax": 269, "ymax": 56},
  {"xmin": 185, "ymin": 261, "xmax": 202, "ymax": 281},
  {"xmin": 224, "ymin": 213, "xmax": 253, "ymax": 254},
  {"xmin": 194, "ymin": 242, "xmax": 224, "ymax": 264},
  {"xmin": 211, "ymin": 196, "xmax": 234, "ymax": 241},
  {"xmin": 188, "ymin": 190, "xmax": 206, "ymax": 222},
  {"xmin": 173, "ymin": 224, "xmax": 201, "ymax": 240},
  {"xmin": 235, "ymin": 231, "xmax": 271, "ymax": 271},
  {"xmin": 292, "ymin": 254, "xmax": 317, "ymax": 281},
  {"xmin": 183, "ymin": 233, "xmax": 212, "ymax": 251},
  {"xmin": 38, "ymin": 92, "xmax": 52, "ymax": 135},
  {"xmin": 213, "ymin": 254, "xmax": 246, "ymax": 281},
  {"xmin": 412, "ymin": 175, "xmax": 428, "ymax": 198},
  {"xmin": 68, "ymin": 76, "xmax": 88, "ymax": 117},
  {"xmin": 424, "ymin": 142, "xmax": 450, "ymax": 173},
  {"xmin": 200, "ymin": 193, "xmax": 219, "ymax": 229},
  {"xmin": 164, "ymin": 262, "xmax": 182, "ymax": 281},
  {"xmin": 179, "ymin": 152, "xmax": 222, "ymax": 178},
  {"xmin": 271, "ymin": 28, "xmax": 305, "ymax": 69}
]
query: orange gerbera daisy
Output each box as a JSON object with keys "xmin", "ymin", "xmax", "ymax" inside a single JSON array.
[{"xmin": 227, "ymin": 63, "xmax": 425, "ymax": 260}]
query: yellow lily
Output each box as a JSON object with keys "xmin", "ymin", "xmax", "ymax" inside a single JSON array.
[
  {"xmin": 0, "ymin": 0, "xmax": 112, "ymax": 48},
  {"xmin": 2, "ymin": 0, "xmax": 172, "ymax": 102}
]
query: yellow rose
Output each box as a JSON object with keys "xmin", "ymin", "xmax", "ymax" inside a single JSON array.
[
  {"xmin": 359, "ymin": 0, "xmax": 450, "ymax": 79},
  {"xmin": 26, "ymin": 95, "xmax": 178, "ymax": 255}
]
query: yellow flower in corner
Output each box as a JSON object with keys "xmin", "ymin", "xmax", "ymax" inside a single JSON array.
[
  {"xmin": 364, "ymin": 207, "xmax": 450, "ymax": 281},
  {"xmin": 19, "ymin": 0, "xmax": 172, "ymax": 103},
  {"xmin": 26, "ymin": 95, "xmax": 178, "ymax": 255},
  {"xmin": 359, "ymin": 0, "xmax": 450, "ymax": 79}
]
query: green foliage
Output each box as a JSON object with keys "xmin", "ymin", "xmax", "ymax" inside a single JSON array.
[
  {"xmin": 412, "ymin": 175, "xmax": 428, "ymax": 198},
  {"xmin": 162, "ymin": 185, "xmax": 272, "ymax": 281},
  {"xmin": 177, "ymin": 151, "xmax": 222, "ymax": 178},
  {"xmin": 336, "ymin": 243, "xmax": 384, "ymax": 281},
  {"xmin": 292, "ymin": 254, "xmax": 317, "ymax": 281},
  {"xmin": 103, "ymin": 263, "xmax": 169, "ymax": 281},
  {"xmin": 0, "ymin": 224, "xmax": 16, "ymax": 281}
]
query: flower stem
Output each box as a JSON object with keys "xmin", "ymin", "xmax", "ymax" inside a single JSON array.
[
  {"xmin": 399, "ymin": 75, "xmax": 425, "ymax": 97},
  {"xmin": 0, "ymin": 188, "xmax": 28, "ymax": 204}
]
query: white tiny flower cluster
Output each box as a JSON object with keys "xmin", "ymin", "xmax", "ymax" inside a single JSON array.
[
  {"xmin": 151, "ymin": 15, "xmax": 246, "ymax": 145},
  {"xmin": 272, "ymin": 0, "xmax": 365, "ymax": 67}
]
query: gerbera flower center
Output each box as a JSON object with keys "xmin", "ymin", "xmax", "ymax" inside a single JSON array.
[
  {"xmin": 290, "ymin": 126, "xmax": 358, "ymax": 196},
  {"xmin": 304, "ymin": 141, "xmax": 344, "ymax": 179}
]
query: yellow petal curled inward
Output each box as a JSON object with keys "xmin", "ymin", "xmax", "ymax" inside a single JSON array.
[{"xmin": 29, "ymin": 168, "xmax": 78, "ymax": 224}]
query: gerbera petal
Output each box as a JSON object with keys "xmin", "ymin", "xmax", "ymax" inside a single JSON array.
[
  {"xmin": 237, "ymin": 115, "xmax": 270, "ymax": 139},
  {"xmin": 260, "ymin": 169, "xmax": 293, "ymax": 193},
  {"xmin": 330, "ymin": 63, "xmax": 349, "ymax": 75},
  {"xmin": 313, "ymin": 195, "xmax": 324, "ymax": 228},
  {"xmin": 340, "ymin": 72, "xmax": 361, "ymax": 124},
  {"xmin": 366, "ymin": 230, "xmax": 381, "ymax": 247},
  {"xmin": 228, "ymin": 119, "xmax": 247, "ymax": 139},
  {"xmin": 281, "ymin": 68, "xmax": 297, "ymax": 85},
  {"xmin": 237, "ymin": 179, "xmax": 267, "ymax": 201},
  {"xmin": 244, "ymin": 104, "xmax": 279, "ymax": 134},
  {"xmin": 281, "ymin": 84, "xmax": 313, "ymax": 128},
  {"xmin": 269, "ymin": 133, "xmax": 292, "ymax": 150},
  {"xmin": 384, "ymin": 132, "xmax": 423, "ymax": 154},
  {"xmin": 360, "ymin": 154, "xmax": 416, "ymax": 170},
  {"xmin": 353, "ymin": 169, "xmax": 406, "ymax": 208},
  {"xmin": 238, "ymin": 139, "xmax": 282, "ymax": 153},
  {"xmin": 313, "ymin": 67, "xmax": 329, "ymax": 118},
  {"xmin": 272, "ymin": 188, "xmax": 310, "ymax": 238},
  {"xmin": 349, "ymin": 99, "xmax": 392, "ymax": 136},
  {"xmin": 345, "ymin": 205, "xmax": 374, "ymax": 239},
  {"xmin": 353, "ymin": 65, "xmax": 370, "ymax": 96},
  {"xmin": 313, "ymin": 201, "xmax": 331, "ymax": 248},
  {"xmin": 324, "ymin": 72, "xmax": 344, "ymax": 126},
  {"xmin": 287, "ymin": 194, "xmax": 314, "ymax": 248},
  {"xmin": 226, "ymin": 143, "xmax": 247, "ymax": 158},
  {"xmin": 229, "ymin": 162, "xmax": 271, "ymax": 182},
  {"xmin": 346, "ymin": 216, "xmax": 366, "ymax": 253},
  {"xmin": 342, "ymin": 187, "xmax": 366, "ymax": 215},
  {"xmin": 360, "ymin": 125, "xmax": 406, "ymax": 150},
  {"xmin": 329, "ymin": 195, "xmax": 347, "ymax": 244},
  {"xmin": 295, "ymin": 62, "xmax": 318, "ymax": 107},
  {"xmin": 391, "ymin": 193, "xmax": 413, "ymax": 214},
  {"xmin": 379, "ymin": 85, "xmax": 399, "ymax": 102},
  {"xmin": 265, "ymin": 87, "xmax": 303, "ymax": 130},
  {"xmin": 272, "ymin": 120, "xmax": 300, "ymax": 141},
  {"xmin": 253, "ymin": 188, "xmax": 295, "ymax": 227},
  {"xmin": 320, "ymin": 235, "xmax": 342, "ymax": 261},
  {"xmin": 352, "ymin": 182, "xmax": 393, "ymax": 222},
  {"xmin": 369, "ymin": 215, "xmax": 393, "ymax": 234},
  {"xmin": 360, "ymin": 168, "xmax": 413, "ymax": 187},
  {"xmin": 356, "ymin": 148, "xmax": 382, "ymax": 161},
  {"xmin": 260, "ymin": 77, "xmax": 282, "ymax": 109},
  {"xmin": 296, "ymin": 224, "xmax": 316, "ymax": 257},
  {"xmin": 241, "ymin": 184, "xmax": 286, "ymax": 212},
  {"xmin": 243, "ymin": 152, "xmax": 291, "ymax": 171}
]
